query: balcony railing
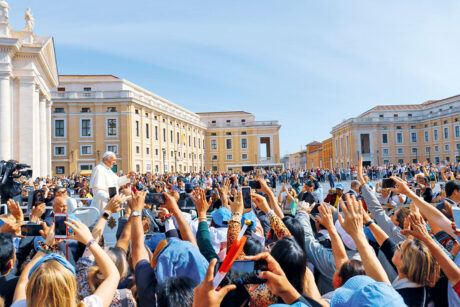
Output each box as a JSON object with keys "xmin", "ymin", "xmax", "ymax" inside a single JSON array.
[
  {"xmin": 207, "ymin": 120, "xmax": 280, "ymax": 128},
  {"xmin": 52, "ymin": 90, "xmax": 133, "ymax": 99}
]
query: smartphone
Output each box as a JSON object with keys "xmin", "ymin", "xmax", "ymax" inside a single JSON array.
[
  {"xmin": 108, "ymin": 187, "xmax": 117, "ymax": 199},
  {"xmin": 145, "ymin": 193, "xmax": 166, "ymax": 206},
  {"xmin": 242, "ymin": 186, "xmax": 251, "ymax": 209},
  {"xmin": 21, "ymin": 223, "xmax": 43, "ymax": 236},
  {"xmin": 248, "ymin": 181, "xmax": 261, "ymax": 190},
  {"xmin": 214, "ymin": 260, "xmax": 268, "ymax": 287},
  {"xmin": 54, "ymin": 213, "xmax": 67, "ymax": 239},
  {"xmin": 452, "ymin": 208, "xmax": 460, "ymax": 231},
  {"xmin": 415, "ymin": 188, "xmax": 421, "ymax": 197},
  {"xmin": 382, "ymin": 178, "xmax": 396, "ymax": 189}
]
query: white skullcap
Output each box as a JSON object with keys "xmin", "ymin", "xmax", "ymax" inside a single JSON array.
[{"xmin": 102, "ymin": 151, "xmax": 116, "ymax": 160}]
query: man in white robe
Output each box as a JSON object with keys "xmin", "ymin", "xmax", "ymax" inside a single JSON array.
[{"xmin": 89, "ymin": 151, "xmax": 134, "ymax": 212}]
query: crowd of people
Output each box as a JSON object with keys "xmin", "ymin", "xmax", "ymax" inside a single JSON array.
[{"xmin": 1, "ymin": 158, "xmax": 460, "ymax": 306}]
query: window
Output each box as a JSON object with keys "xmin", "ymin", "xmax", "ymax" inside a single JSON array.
[
  {"xmin": 81, "ymin": 107, "xmax": 91, "ymax": 113},
  {"xmin": 211, "ymin": 133, "xmax": 217, "ymax": 136},
  {"xmin": 57, "ymin": 87, "xmax": 65, "ymax": 91},
  {"xmin": 146, "ymin": 147, "xmax": 150, "ymax": 155},
  {"xmin": 136, "ymin": 164, "xmax": 140, "ymax": 172},
  {"xmin": 177, "ymin": 132, "xmax": 180, "ymax": 144},
  {"xmin": 136, "ymin": 146, "xmax": 140, "ymax": 154},
  {"xmin": 146, "ymin": 124, "xmax": 150, "ymax": 139},
  {"xmin": 212, "ymin": 166, "xmax": 218, "ymax": 171},
  {"xmin": 445, "ymin": 144, "xmax": 450, "ymax": 151},
  {"xmin": 435, "ymin": 157, "xmax": 440, "ymax": 164},
  {"xmin": 226, "ymin": 139, "xmax": 232, "ymax": 150},
  {"xmin": 55, "ymin": 166, "xmax": 65, "ymax": 175},
  {"xmin": 424, "ymin": 131, "xmax": 429, "ymax": 142},
  {"xmin": 434, "ymin": 145, "xmax": 439, "ymax": 152},
  {"xmin": 80, "ymin": 145, "xmax": 92, "ymax": 155},
  {"xmin": 396, "ymin": 132, "xmax": 403, "ymax": 143},
  {"xmin": 226, "ymin": 120, "xmax": 231, "ymax": 126},
  {"xmin": 394, "ymin": 114, "xmax": 398, "ymax": 117},
  {"xmin": 411, "ymin": 132, "xmax": 417, "ymax": 143},
  {"xmin": 146, "ymin": 164, "xmax": 151, "ymax": 171},
  {"xmin": 212, "ymin": 155, "xmax": 218, "ymax": 160},
  {"xmin": 226, "ymin": 154, "xmax": 233, "ymax": 160},
  {"xmin": 170, "ymin": 130, "xmax": 173, "ymax": 143},
  {"xmin": 226, "ymin": 132, "xmax": 232, "ymax": 135},
  {"xmin": 155, "ymin": 149, "xmax": 158, "ymax": 155},
  {"xmin": 241, "ymin": 138, "xmax": 248, "ymax": 149},
  {"xmin": 54, "ymin": 108, "xmax": 64, "ymax": 113},
  {"xmin": 188, "ymin": 135, "xmax": 191, "ymax": 146},
  {"xmin": 107, "ymin": 145, "xmax": 118, "ymax": 154},
  {"xmin": 379, "ymin": 114, "xmax": 384, "ymax": 118},
  {"xmin": 444, "ymin": 127, "xmax": 450, "ymax": 139},
  {"xmin": 382, "ymin": 148, "xmax": 389, "ymax": 155},
  {"xmin": 155, "ymin": 165, "xmax": 159, "ymax": 172},
  {"xmin": 198, "ymin": 138, "xmax": 201, "ymax": 148},
  {"xmin": 381, "ymin": 133, "xmax": 388, "ymax": 144},
  {"xmin": 456, "ymin": 126, "xmax": 460, "ymax": 138},
  {"xmin": 242, "ymin": 153, "xmax": 248, "ymax": 160},
  {"xmin": 171, "ymin": 151, "xmax": 174, "ymax": 157},
  {"xmin": 384, "ymin": 159, "xmax": 389, "ymax": 165},
  {"xmin": 155, "ymin": 126, "xmax": 158, "ymax": 140},
  {"xmin": 426, "ymin": 147, "xmax": 430, "ymax": 153},
  {"xmin": 83, "ymin": 87, "xmax": 91, "ymax": 92},
  {"xmin": 211, "ymin": 139, "xmax": 217, "ymax": 150},
  {"xmin": 106, "ymin": 118, "xmax": 117, "ymax": 136},
  {"xmin": 80, "ymin": 119, "xmax": 92, "ymax": 137},
  {"xmin": 194, "ymin": 137, "xmax": 196, "ymax": 147},
  {"xmin": 135, "ymin": 121, "xmax": 140, "ymax": 137},
  {"xmin": 396, "ymin": 126, "xmax": 402, "ymax": 130},
  {"xmin": 79, "ymin": 164, "xmax": 93, "ymax": 171},
  {"xmin": 135, "ymin": 109, "xmax": 139, "ymax": 115},
  {"xmin": 408, "ymin": 114, "xmax": 412, "ymax": 117},
  {"xmin": 434, "ymin": 129, "xmax": 439, "ymax": 141},
  {"xmin": 107, "ymin": 107, "xmax": 117, "ymax": 112},
  {"xmin": 163, "ymin": 129, "xmax": 166, "ymax": 142},
  {"xmin": 397, "ymin": 148, "xmax": 403, "ymax": 154},
  {"xmin": 411, "ymin": 148, "xmax": 417, "ymax": 153},
  {"xmin": 54, "ymin": 119, "xmax": 65, "ymax": 137},
  {"xmin": 398, "ymin": 159, "xmax": 404, "ymax": 164},
  {"xmin": 54, "ymin": 146, "xmax": 65, "ymax": 156}
]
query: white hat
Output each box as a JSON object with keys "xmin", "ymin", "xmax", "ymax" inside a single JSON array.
[{"xmin": 102, "ymin": 151, "xmax": 116, "ymax": 160}]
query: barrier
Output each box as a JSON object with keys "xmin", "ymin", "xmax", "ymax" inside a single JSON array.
[{"xmin": 71, "ymin": 207, "xmax": 100, "ymax": 227}]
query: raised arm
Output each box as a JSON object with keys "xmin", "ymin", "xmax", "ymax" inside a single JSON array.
[
  {"xmin": 92, "ymin": 195, "xmax": 126, "ymax": 242},
  {"xmin": 338, "ymin": 195, "xmax": 391, "ymax": 284},
  {"xmin": 391, "ymin": 176, "xmax": 455, "ymax": 238},
  {"xmin": 317, "ymin": 202, "xmax": 348, "ymax": 270},
  {"xmin": 192, "ymin": 189, "xmax": 218, "ymax": 262},
  {"xmin": 257, "ymin": 177, "xmax": 284, "ymax": 218},
  {"xmin": 130, "ymin": 191, "xmax": 149, "ymax": 268}
]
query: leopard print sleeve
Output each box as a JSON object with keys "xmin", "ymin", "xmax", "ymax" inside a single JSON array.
[
  {"xmin": 227, "ymin": 213, "xmax": 246, "ymax": 259},
  {"xmin": 269, "ymin": 214, "xmax": 291, "ymax": 239}
]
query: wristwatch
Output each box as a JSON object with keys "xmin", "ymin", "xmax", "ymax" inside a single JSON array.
[
  {"xmin": 101, "ymin": 211, "xmax": 110, "ymax": 220},
  {"xmin": 131, "ymin": 210, "xmax": 142, "ymax": 217}
]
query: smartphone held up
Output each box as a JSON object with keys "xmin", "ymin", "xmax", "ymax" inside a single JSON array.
[{"xmin": 54, "ymin": 213, "xmax": 68, "ymax": 239}]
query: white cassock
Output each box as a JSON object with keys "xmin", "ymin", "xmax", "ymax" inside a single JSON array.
[{"xmin": 89, "ymin": 162, "xmax": 131, "ymax": 212}]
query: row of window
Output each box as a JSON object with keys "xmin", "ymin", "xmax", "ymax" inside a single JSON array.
[
  {"xmin": 55, "ymin": 163, "xmax": 202, "ymax": 175},
  {"xmin": 381, "ymin": 127, "xmax": 460, "ymax": 144},
  {"xmin": 134, "ymin": 121, "xmax": 203, "ymax": 148},
  {"xmin": 210, "ymin": 138, "xmax": 248, "ymax": 150},
  {"xmin": 211, "ymin": 153, "xmax": 248, "ymax": 161},
  {"xmin": 54, "ymin": 107, "xmax": 117, "ymax": 113},
  {"xmin": 380, "ymin": 144, "xmax": 459, "ymax": 156},
  {"xmin": 54, "ymin": 145, "xmax": 119, "ymax": 157}
]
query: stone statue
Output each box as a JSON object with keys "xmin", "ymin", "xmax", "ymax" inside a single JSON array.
[
  {"xmin": 24, "ymin": 8, "xmax": 34, "ymax": 31},
  {"xmin": 0, "ymin": 0, "xmax": 9, "ymax": 24}
]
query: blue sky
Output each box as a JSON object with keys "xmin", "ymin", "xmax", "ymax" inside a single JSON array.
[{"xmin": 8, "ymin": 1, "xmax": 460, "ymax": 155}]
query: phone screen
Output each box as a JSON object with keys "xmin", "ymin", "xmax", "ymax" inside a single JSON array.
[
  {"xmin": 21, "ymin": 224, "xmax": 43, "ymax": 236},
  {"xmin": 215, "ymin": 260, "xmax": 267, "ymax": 287},
  {"xmin": 108, "ymin": 187, "xmax": 117, "ymax": 199},
  {"xmin": 415, "ymin": 188, "xmax": 421, "ymax": 197},
  {"xmin": 242, "ymin": 187, "xmax": 251, "ymax": 209},
  {"xmin": 452, "ymin": 208, "xmax": 460, "ymax": 231},
  {"xmin": 248, "ymin": 181, "xmax": 261, "ymax": 190},
  {"xmin": 54, "ymin": 214, "xmax": 67, "ymax": 238},
  {"xmin": 146, "ymin": 193, "xmax": 165, "ymax": 206},
  {"xmin": 382, "ymin": 178, "xmax": 396, "ymax": 189}
]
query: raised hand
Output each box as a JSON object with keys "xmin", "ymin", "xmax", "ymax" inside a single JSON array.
[
  {"xmin": 191, "ymin": 188, "xmax": 210, "ymax": 217},
  {"xmin": 338, "ymin": 194, "xmax": 364, "ymax": 238},
  {"xmin": 30, "ymin": 203, "xmax": 46, "ymax": 223},
  {"xmin": 7, "ymin": 199, "xmax": 23, "ymax": 222},
  {"xmin": 192, "ymin": 259, "xmax": 237, "ymax": 307},
  {"xmin": 442, "ymin": 200, "xmax": 453, "ymax": 217},
  {"xmin": 131, "ymin": 191, "xmax": 147, "ymax": 212},
  {"xmin": 161, "ymin": 192, "xmax": 181, "ymax": 215},
  {"xmin": 105, "ymin": 194, "xmax": 128, "ymax": 214},
  {"xmin": 317, "ymin": 202, "xmax": 334, "ymax": 230},
  {"xmin": 229, "ymin": 190, "xmax": 244, "ymax": 214},
  {"xmin": 65, "ymin": 218, "xmax": 94, "ymax": 245},
  {"xmin": 400, "ymin": 213, "xmax": 431, "ymax": 242},
  {"xmin": 390, "ymin": 176, "xmax": 412, "ymax": 196}
]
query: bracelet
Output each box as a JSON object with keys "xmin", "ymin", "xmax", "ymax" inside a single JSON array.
[
  {"xmin": 365, "ymin": 220, "xmax": 375, "ymax": 227},
  {"xmin": 86, "ymin": 239, "xmax": 97, "ymax": 248},
  {"xmin": 266, "ymin": 210, "xmax": 275, "ymax": 219},
  {"xmin": 198, "ymin": 217, "xmax": 207, "ymax": 222},
  {"xmin": 37, "ymin": 246, "xmax": 51, "ymax": 254},
  {"xmin": 38, "ymin": 241, "xmax": 56, "ymax": 253},
  {"xmin": 161, "ymin": 213, "xmax": 174, "ymax": 223}
]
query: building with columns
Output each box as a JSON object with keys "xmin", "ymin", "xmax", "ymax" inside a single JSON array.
[
  {"xmin": 198, "ymin": 111, "xmax": 281, "ymax": 172},
  {"xmin": 51, "ymin": 75, "xmax": 206, "ymax": 175},
  {"xmin": 0, "ymin": 1, "xmax": 58, "ymax": 177}
]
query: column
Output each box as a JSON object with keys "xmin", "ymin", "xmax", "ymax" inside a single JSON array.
[
  {"xmin": 32, "ymin": 86, "xmax": 41, "ymax": 177},
  {"xmin": 0, "ymin": 74, "xmax": 11, "ymax": 160},
  {"xmin": 39, "ymin": 97, "xmax": 47, "ymax": 176},
  {"xmin": 46, "ymin": 100, "xmax": 52, "ymax": 176}
]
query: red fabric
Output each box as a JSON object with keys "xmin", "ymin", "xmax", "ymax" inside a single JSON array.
[{"xmin": 454, "ymin": 280, "xmax": 460, "ymax": 298}]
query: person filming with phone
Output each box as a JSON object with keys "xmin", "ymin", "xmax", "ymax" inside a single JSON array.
[{"xmin": 89, "ymin": 151, "xmax": 135, "ymax": 212}]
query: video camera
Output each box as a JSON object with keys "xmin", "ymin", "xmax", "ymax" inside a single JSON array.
[{"xmin": 0, "ymin": 160, "xmax": 32, "ymax": 203}]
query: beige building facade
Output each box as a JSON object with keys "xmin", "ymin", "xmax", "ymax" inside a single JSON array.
[
  {"xmin": 51, "ymin": 75, "xmax": 206, "ymax": 176},
  {"xmin": 331, "ymin": 95, "xmax": 460, "ymax": 167},
  {"xmin": 198, "ymin": 111, "xmax": 281, "ymax": 172}
]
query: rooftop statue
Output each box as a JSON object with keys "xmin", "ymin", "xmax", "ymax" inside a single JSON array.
[{"xmin": 24, "ymin": 7, "xmax": 34, "ymax": 31}]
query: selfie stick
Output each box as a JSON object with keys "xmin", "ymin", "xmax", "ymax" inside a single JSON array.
[{"xmin": 212, "ymin": 220, "xmax": 251, "ymax": 288}]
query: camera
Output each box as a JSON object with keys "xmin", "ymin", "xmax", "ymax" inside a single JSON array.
[{"xmin": 0, "ymin": 160, "xmax": 32, "ymax": 203}]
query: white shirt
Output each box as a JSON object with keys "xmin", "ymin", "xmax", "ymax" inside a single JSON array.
[
  {"xmin": 89, "ymin": 162, "xmax": 130, "ymax": 211},
  {"xmin": 12, "ymin": 295, "xmax": 102, "ymax": 307}
]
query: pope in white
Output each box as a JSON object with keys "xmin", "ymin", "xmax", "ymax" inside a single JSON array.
[{"xmin": 89, "ymin": 151, "xmax": 135, "ymax": 212}]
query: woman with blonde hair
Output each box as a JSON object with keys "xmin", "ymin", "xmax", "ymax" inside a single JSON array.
[{"xmin": 11, "ymin": 219, "xmax": 120, "ymax": 307}]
